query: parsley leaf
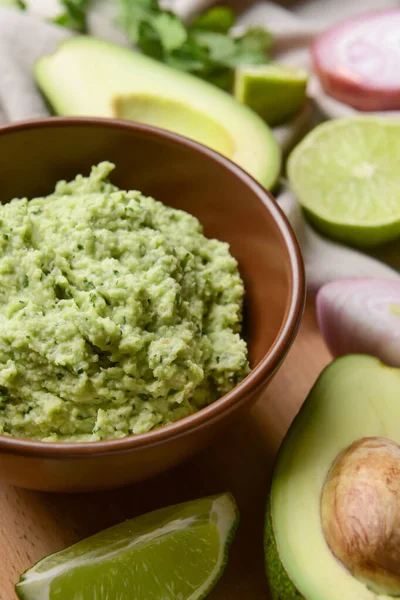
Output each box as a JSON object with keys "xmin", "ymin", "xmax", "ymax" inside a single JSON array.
[
  {"xmin": 115, "ymin": 0, "xmax": 187, "ymax": 57},
  {"xmin": 54, "ymin": 0, "xmax": 89, "ymax": 33},
  {"xmin": 221, "ymin": 28, "xmax": 274, "ymax": 68},
  {"xmin": 191, "ymin": 7, "xmax": 235, "ymax": 34},
  {"xmin": 191, "ymin": 31, "xmax": 237, "ymax": 63},
  {"xmin": 0, "ymin": 0, "xmax": 26, "ymax": 8},
  {"xmin": 236, "ymin": 27, "xmax": 273, "ymax": 56},
  {"xmin": 151, "ymin": 12, "xmax": 187, "ymax": 53},
  {"xmin": 52, "ymin": 0, "xmax": 273, "ymax": 91},
  {"xmin": 165, "ymin": 39, "xmax": 208, "ymax": 73},
  {"xmin": 115, "ymin": 0, "xmax": 154, "ymax": 45},
  {"xmin": 116, "ymin": 1, "xmax": 272, "ymax": 90}
]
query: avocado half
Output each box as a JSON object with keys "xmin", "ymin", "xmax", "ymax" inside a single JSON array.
[
  {"xmin": 35, "ymin": 37, "xmax": 281, "ymax": 190},
  {"xmin": 265, "ymin": 355, "xmax": 400, "ymax": 600}
]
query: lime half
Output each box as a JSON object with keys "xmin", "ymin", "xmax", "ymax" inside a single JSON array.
[
  {"xmin": 16, "ymin": 494, "xmax": 239, "ymax": 600},
  {"xmin": 234, "ymin": 63, "xmax": 308, "ymax": 126},
  {"xmin": 288, "ymin": 117, "xmax": 400, "ymax": 247}
]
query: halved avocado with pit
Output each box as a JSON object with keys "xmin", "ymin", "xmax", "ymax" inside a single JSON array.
[
  {"xmin": 266, "ymin": 354, "xmax": 400, "ymax": 600},
  {"xmin": 35, "ymin": 37, "xmax": 281, "ymax": 189}
]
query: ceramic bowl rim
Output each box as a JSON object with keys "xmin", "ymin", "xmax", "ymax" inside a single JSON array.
[{"xmin": 0, "ymin": 117, "xmax": 305, "ymax": 457}]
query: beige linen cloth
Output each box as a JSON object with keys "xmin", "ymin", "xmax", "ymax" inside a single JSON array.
[{"xmin": 0, "ymin": 0, "xmax": 399, "ymax": 292}]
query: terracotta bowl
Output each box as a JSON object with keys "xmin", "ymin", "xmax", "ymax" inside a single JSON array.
[{"xmin": 0, "ymin": 118, "xmax": 305, "ymax": 492}]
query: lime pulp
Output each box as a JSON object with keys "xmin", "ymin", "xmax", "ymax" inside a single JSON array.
[{"xmin": 16, "ymin": 493, "xmax": 239, "ymax": 600}]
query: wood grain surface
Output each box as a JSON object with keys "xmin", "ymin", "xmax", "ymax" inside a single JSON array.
[{"xmin": 0, "ymin": 301, "xmax": 332, "ymax": 599}]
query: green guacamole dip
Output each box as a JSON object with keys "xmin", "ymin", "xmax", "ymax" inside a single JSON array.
[{"xmin": 0, "ymin": 162, "xmax": 249, "ymax": 441}]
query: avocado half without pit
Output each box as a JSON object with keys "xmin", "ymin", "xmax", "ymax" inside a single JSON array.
[
  {"xmin": 35, "ymin": 37, "xmax": 281, "ymax": 190},
  {"xmin": 265, "ymin": 355, "xmax": 400, "ymax": 600}
]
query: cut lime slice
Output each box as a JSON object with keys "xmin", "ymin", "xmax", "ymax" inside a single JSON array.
[
  {"xmin": 16, "ymin": 494, "xmax": 239, "ymax": 600},
  {"xmin": 288, "ymin": 117, "xmax": 400, "ymax": 247},
  {"xmin": 234, "ymin": 63, "xmax": 308, "ymax": 126}
]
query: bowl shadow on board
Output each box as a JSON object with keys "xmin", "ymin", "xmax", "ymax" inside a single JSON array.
[{"xmin": 0, "ymin": 117, "xmax": 305, "ymax": 492}]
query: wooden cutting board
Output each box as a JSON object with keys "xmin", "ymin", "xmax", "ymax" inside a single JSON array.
[{"xmin": 0, "ymin": 301, "xmax": 331, "ymax": 599}]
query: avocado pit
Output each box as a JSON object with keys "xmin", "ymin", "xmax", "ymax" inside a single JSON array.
[{"xmin": 321, "ymin": 436, "xmax": 400, "ymax": 596}]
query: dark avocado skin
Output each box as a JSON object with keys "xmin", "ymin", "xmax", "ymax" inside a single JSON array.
[{"xmin": 264, "ymin": 499, "xmax": 305, "ymax": 600}]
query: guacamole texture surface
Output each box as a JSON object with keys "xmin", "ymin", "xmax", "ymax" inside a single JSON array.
[{"xmin": 0, "ymin": 163, "xmax": 249, "ymax": 442}]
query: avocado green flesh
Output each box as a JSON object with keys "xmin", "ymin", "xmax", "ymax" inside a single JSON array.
[
  {"xmin": 268, "ymin": 355, "xmax": 400, "ymax": 600},
  {"xmin": 264, "ymin": 500, "xmax": 304, "ymax": 600},
  {"xmin": 35, "ymin": 37, "xmax": 281, "ymax": 189},
  {"xmin": 115, "ymin": 95, "xmax": 235, "ymax": 158}
]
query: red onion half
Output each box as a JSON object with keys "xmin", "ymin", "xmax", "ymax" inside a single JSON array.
[
  {"xmin": 312, "ymin": 9, "xmax": 400, "ymax": 112},
  {"xmin": 317, "ymin": 278, "xmax": 400, "ymax": 366}
]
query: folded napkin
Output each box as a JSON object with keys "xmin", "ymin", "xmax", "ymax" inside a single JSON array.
[{"xmin": 0, "ymin": 0, "xmax": 399, "ymax": 292}]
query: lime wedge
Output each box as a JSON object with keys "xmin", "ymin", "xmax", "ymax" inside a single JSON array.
[
  {"xmin": 288, "ymin": 117, "xmax": 400, "ymax": 247},
  {"xmin": 234, "ymin": 63, "xmax": 308, "ymax": 126},
  {"xmin": 16, "ymin": 494, "xmax": 239, "ymax": 600}
]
